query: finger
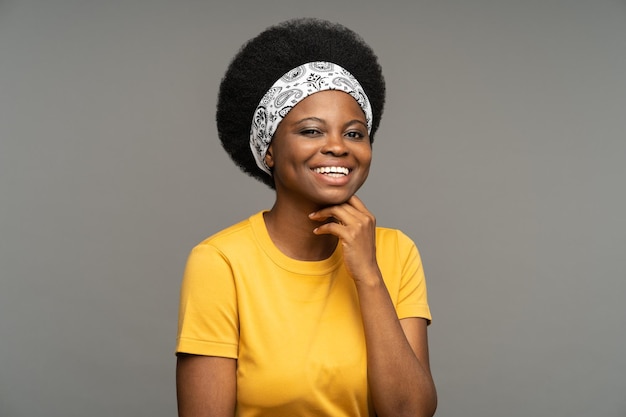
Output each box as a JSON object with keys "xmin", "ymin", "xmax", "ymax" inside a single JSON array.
[
  {"xmin": 309, "ymin": 204, "xmax": 360, "ymax": 226},
  {"xmin": 346, "ymin": 195, "xmax": 368, "ymax": 212},
  {"xmin": 344, "ymin": 196, "xmax": 376, "ymax": 228},
  {"xmin": 312, "ymin": 220, "xmax": 350, "ymax": 239}
]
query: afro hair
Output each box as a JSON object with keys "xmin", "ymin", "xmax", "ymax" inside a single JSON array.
[{"xmin": 216, "ymin": 17, "xmax": 386, "ymax": 189}]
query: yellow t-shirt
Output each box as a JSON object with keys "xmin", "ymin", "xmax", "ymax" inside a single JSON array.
[{"xmin": 176, "ymin": 211, "xmax": 431, "ymax": 417}]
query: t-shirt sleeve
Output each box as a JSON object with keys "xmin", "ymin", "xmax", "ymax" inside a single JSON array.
[
  {"xmin": 176, "ymin": 243, "xmax": 239, "ymax": 358},
  {"xmin": 394, "ymin": 230, "xmax": 432, "ymax": 323}
]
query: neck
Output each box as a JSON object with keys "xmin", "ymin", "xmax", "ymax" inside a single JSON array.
[{"xmin": 263, "ymin": 200, "xmax": 338, "ymax": 261}]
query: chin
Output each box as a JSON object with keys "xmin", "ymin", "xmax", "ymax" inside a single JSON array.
[{"xmin": 313, "ymin": 190, "xmax": 356, "ymax": 207}]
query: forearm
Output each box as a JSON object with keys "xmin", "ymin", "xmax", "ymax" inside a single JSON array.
[
  {"xmin": 355, "ymin": 273, "xmax": 437, "ymax": 417},
  {"xmin": 309, "ymin": 198, "xmax": 436, "ymax": 415}
]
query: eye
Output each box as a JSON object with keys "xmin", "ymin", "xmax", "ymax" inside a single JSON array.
[
  {"xmin": 300, "ymin": 128, "xmax": 322, "ymax": 136},
  {"xmin": 345, "ymin": 130, "xmax": 366, "ymax": 140}
]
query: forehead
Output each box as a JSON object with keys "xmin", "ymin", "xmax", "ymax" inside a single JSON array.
[{"xmin": 284, "ymin": 90, "xmax": 366, "ymax": 121}]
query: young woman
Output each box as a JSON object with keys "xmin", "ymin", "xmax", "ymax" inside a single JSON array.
[{"xmin": 175, "ymin": 18, "xmax": 437, "ymax": 417}]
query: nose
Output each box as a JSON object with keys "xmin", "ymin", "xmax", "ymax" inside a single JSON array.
[{"xmin": 321, "ymin": 131, "xmax": 348, "ymax": 156}]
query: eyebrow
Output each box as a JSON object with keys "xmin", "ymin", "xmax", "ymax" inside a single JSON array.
[{"xmin": 292, "ymin": 117, "xmax": 367, "ymax": 129}]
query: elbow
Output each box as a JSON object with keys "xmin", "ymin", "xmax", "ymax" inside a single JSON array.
[
  {"xmin": 417, "ymin": 376, "xmax": 438, "ymax": 417},
  {"xmin": 380, "ymin": 392, "xmax": 437, "ymax": 417},
  {"xmin": 421, "ymin": 383, "xmax": 438, "ymax": 417},
  {"xmin": 423, "ymin": 394, "xmax": 438, "ymax": 417},
  {"xmin": 409, "ymin": 385, "xmax": 439, "ymax": 417}
]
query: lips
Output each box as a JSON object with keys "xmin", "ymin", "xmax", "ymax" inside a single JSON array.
[{"xmin": 312, "ymin": 166, "xmax": 350, "ymax": 177}]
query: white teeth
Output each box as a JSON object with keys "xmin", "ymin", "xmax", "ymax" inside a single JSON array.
[{"xmin": 314, "ymin": 166, "xmax": 350, "ymax": 176}]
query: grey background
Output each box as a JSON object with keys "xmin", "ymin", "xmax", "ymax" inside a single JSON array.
[{"xmin": 1, "ymin": 0, "xmax": 625, "ymax": 416}]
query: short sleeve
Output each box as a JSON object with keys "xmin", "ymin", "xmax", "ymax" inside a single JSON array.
[
  {"xmin": 394, "ymin": 231, "xmax": 432, "ymax": 323},
  {"xmin": 176, "ymin": 243, "xmax": 239, "ymax": 358}
]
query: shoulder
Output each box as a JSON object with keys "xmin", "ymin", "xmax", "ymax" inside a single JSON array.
[
  {"xmin": 375, "ymin": 227, "xmax": 418, "ymax": 251},
  {"xmin": 182, "ymin": 213, "xmax": 263, "ymax": 280},
  {"xmin": 375, "ymin": 226, "xmax": 423, "ymax": 269},
  {"xmin": 193, "ymin": 212, "xmax": 262, "ymax": 255},
  {"xmin": 198, "ymin": 218, "xmax": 252, "ymax": 247}
]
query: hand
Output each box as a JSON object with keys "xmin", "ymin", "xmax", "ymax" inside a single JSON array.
[{"xmin": 309, "ymin": 195, "xmax": 381, "ymax": 282}]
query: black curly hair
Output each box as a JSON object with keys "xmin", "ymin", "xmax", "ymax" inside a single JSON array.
[{"xmin": 216, "ymin": 17, "xmax": 386, "ymax": 189}]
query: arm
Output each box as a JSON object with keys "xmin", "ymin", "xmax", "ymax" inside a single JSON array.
[
  {"xmin": 310, "ymin": 196, "xmax": 437, "ymax": 417},
  {"xmin": 176, "ymin": 354, "xmax": 237, "ymax": 417},
  {"xmin": 356, "ymin": 282, "xmax": 437, "ymax": 417},
  {"xmin": 176, "ymin": 244, "xmax": 240, "ymax": 417}
]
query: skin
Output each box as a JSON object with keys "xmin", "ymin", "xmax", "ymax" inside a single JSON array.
[{"xmin": 177, "ymin": 90, "xmax": 437, "ymax": 417}]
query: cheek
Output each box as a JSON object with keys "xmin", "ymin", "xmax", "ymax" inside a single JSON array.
[
  {"xmin": 269, "ymin": 149, "xmax": 305, "ymax": 179},
  {"xmin": 360, "ymin": 147, "xmax": 373, "ymax": 167},
  {"xmin": 356, "ymin": 148, "xmax": 373, "ymax": 181}
]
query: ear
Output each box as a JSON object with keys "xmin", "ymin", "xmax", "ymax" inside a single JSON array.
[{"xmin": 264, "ymin": 145, "xmax": 274, "ymax": 168}]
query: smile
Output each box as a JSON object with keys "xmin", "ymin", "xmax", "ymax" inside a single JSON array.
[{"xmin": 313, "ymin": 166, "xmax": 350, "ymax": 177}]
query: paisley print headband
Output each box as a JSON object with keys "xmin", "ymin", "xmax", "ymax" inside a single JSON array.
[{"xmin": 250, "ymin": 61, "xmax": 373, "ymax": 175}]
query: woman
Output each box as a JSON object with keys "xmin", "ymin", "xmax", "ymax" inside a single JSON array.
[{"xmin": 176, "ymin": 18, "xmax": 437, "ymax": 417}]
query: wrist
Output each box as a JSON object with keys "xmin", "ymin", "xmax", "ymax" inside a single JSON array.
[{"xmin": 352, "ymin": 266, "xmax": 384, "ymax": 288}]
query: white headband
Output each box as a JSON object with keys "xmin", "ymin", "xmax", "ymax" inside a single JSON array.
[{"xmin": 249, "ymin": 61, "xmax": 373, "ymax": 175}]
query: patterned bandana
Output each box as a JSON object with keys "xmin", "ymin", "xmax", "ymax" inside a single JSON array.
[{"xmin": 250, "ymin": 61, "xmax": 373, "ymax": 175}]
